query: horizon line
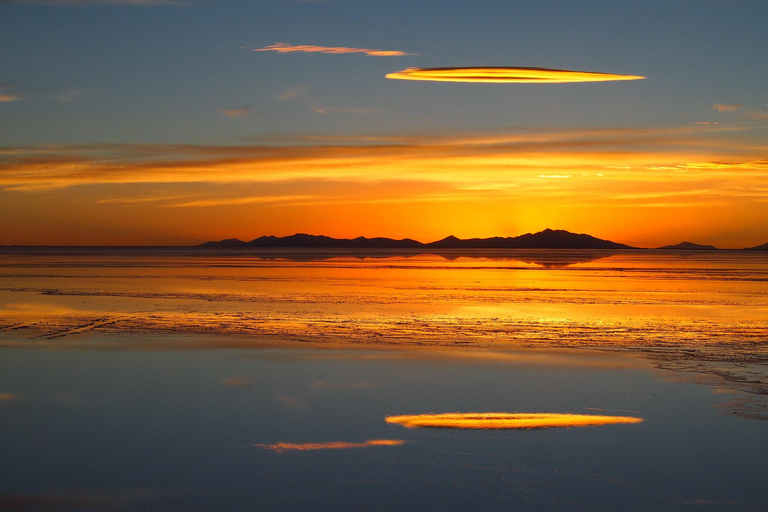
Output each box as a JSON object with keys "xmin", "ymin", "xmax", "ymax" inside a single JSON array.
[{"xmin": 1, "ymin": 228, "xmax": 766, "ymax": 251}]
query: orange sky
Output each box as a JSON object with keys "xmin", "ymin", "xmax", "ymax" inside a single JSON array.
[{"xmin": 1, "ymin": 124, "xmax": 767, "ymax": 247}]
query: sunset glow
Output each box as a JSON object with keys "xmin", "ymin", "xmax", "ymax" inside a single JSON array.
[
  {"xmin": 2, "ymin": 2, "xmax": 768, "ymax": 511},
  {"xmin": 386, "ymin": 413, "xmax": 644, "ymax": 429}
]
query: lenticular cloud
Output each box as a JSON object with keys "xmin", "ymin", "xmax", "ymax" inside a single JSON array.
[
  {"xmin": 386, "ymin": 67, "xmax": 645, "ymax": 83},
  {"xmin": 386, "ymin": 412, "xmax": 644, "ymax": 429}
]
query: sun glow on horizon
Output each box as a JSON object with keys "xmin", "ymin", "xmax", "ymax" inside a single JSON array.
[{"xmin": 1, "ymin": 125, "xmax": 767, "ymax": 248}]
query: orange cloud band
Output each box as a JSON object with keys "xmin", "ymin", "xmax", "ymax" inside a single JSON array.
[
  {"xmin": 254, "ymin": 439, "xmax": 405, "ymax": 452},
  {"xmin": 254, "ymin": 43, "xmax": 414, "ymax": 57},
  {"xmin": 385, "ymin": 67, "xmax": 645, "ymax": 83},
  {"xmin": 385, "ymin": 412, "xmax": 643, "ymax": 429}
]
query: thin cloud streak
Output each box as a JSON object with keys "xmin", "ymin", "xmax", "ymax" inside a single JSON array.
[
  {"xmin": 0, "ymin": 125, "xmax": 765, "ymax": 191},
  {"xmin": 386, "ymin": 67, "xmax": 645, "ymax": 83},
  {"xmin": 0, "ymin": 84, "xmax": 21, "ymax": 102},
  {"xmin": 253, "ymin": 42, "xmax": 415, "ymax": 57},
  {"xmin": 713, "ymin": 103, "xmax": 745, "ymax": 112},
  {"xmin": 221, "ymin": 106, "xmax": 254, "ymax": 118},
  {"xmin": 311, "ymin": 106, "xmax": 378, "ymax": 115},
  {"xmin": 255, "ymin": 439, "xmax": 404, "ymax": 452}
]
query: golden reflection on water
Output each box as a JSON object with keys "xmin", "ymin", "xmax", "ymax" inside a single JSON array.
[
  {"xmin": 254, "ymin": 439, "xmax": 405, "ymax": 452},
  {"xmin": 386, "ymin": 413, "xmax": 644, "ymax": 430}
]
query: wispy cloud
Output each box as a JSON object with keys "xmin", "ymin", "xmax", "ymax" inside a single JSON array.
[
  {"xmin": 255, "ymin": 439, "xmax": 404, "ymax": 452},
  {"xmin": 54, "ymin": 88, "xmax": 85, "ymax": 102},
  {"xmin": 712, "ymin": 103, "xmax": 745, "ymax": 112},
  {"xmin": 310, "ymin": 106, "xmax": 377, "ymax": 115},
  {"xmin": 253, "ymin": 42, "xmax": 415, "ymax": 57},
  {"xmin": 0, "ymin": 125, "xmax": 763, "ymax": 192},
  {"xmin": 311, "ymin": 380, "xmax": 377, "ymax": 389},
  {"xmin": 2, "ymin": 124, "xmax": 767, "ymax": 247},
  {"xmin": 386, "ymin": 412, "xmax": 643, "ymax": 429},
  {"xmin": 0, "ymin": 393, "xmax": 20, "ymax": 406},
  {"xmin": 167, "ymin": 195, "xmax": 314, "ymax": 208},
  {"xmin": 277, "ymin": 85, "xmax": 310, "ymax": 101},
  {"xmin": 221, "ymin": 106, "xmax": 254, "ymax": 118},
  {"xmin": 222, "ymin": 377, "xmax": 255, "ymax": 388},
  {"xmin": 386, "ymin": 67, "xmax": 645, "ymax": 83},
  {"xmin": 278, "ymin": 85, "xmax": 375, "ymax": 115},
  {"xmin": 0, "ymin": 84, "xmax": 21, "ymax": 102}
]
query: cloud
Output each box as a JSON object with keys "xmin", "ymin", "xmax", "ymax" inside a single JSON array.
[
  {"xmin": 54, "ymin": 88, "xmax": 85, "ymax": 103},
  {"xmin": 311, "ymin": 380, "xmax": 377, "ymax": 389},
  {"xmin": 277, "ymin": 85, "xmax": 375, "ymax": 115},
  {"xmin": 255, "ymin": 439, "xmax": 404, "ymax": 452},
  {"xmin": 712, "ymin": 103, "xmax": 745, "ymax": 112},
  {"xmin": 253, "ymin": 42, "xmax": 415, "ymax": 57},
  {"xmin": 221, "ymin": 106, "xmax": 254, "ymax": 118},
  {"xmin": 0, "ymin": 124, "xmax": 764, "ymax": 193},
  {"xmin": 222, "ymin": 377, "xmax": 254, "ymax": 388},
  {"xmin": 386, "ymin": 67, "xmax": 645, "ymax": 83},
  {"xmin": 310, "ymin": 106, "xmax": 377, "ymax": 115},
  {"xmin": 0, "ymin": 84, "xmax": 21, "ymax": 102},
  {"xmin": 277, "ymin": 85, "xmax": 310, "ymax": 100},
  {"xmin": 0, "ymin": 393, "xmax": 20, "ymax": 409},
  {"xmin": 385, "ymin": 412, "xmax": 644, "ymax": 429}
]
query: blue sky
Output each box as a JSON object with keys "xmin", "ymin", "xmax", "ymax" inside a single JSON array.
[{"xmin": 3, "ymin": 0, "xmax": 766, "ymax": 145}]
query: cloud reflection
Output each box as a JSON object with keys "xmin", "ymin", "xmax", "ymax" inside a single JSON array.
[
  {"xmin": 253, "ymin": 43, "xmax": 414, "ymax": 57},
  {"xmin": 255, "ymin": 439, "xmax": 404, "ymax": 452},
  {"xmin": 386, "ymin": 412, "xmax": 643, "ymax": 429},
  {"xmin": 386, "ymin": 67, "xmax": 645, "ymax": 83}
]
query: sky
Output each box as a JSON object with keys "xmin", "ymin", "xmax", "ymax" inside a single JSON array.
[{"xmin": 1, "ymin": 0, "xmax": 767, "ymax": 247}]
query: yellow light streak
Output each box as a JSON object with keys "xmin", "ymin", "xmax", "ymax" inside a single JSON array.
[
  {"xmin": 386, "ymin": 67, "xmax": 645, "ymax": 83},
  {"xmin": 386, "ymin": 412, "xmax": 643, "ymax": 429}
]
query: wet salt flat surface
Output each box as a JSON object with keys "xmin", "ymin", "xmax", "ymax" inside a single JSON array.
[
  {"xmin": 1, "ymin": 344, "xmax": 767, "ymax": 512},
  {"xmin": 0, "ymin": 248, "xmax": 767, "ymax": 510},
  {"xmin": 1, "ymin": 249, "xmax": 766, "ymax": 409}
]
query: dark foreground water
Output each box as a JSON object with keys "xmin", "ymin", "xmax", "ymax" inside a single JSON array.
[
  {"xmin": 1, "ymin": 344, "xmax": 767, "ymax": 512},
  {"xmin": 0, "ymin": 249, "xmax": 766, "ymax": 510}
]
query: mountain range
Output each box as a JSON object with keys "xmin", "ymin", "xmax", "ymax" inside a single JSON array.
[{"xmin": 198, "ymin": 229, "xmax": 768, "ymax": 250}]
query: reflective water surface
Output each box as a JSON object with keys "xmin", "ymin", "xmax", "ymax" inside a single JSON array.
[{"xmin": 0, "ymin": 249, "xmax": 766, "ymax": 510}]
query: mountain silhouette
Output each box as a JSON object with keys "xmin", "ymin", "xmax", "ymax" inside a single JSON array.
[
  {"xmin": 199, "ymin": 229, "xmax": 634, "ymax": 249},
  {"xmin": 658, "ymin": 241, "xmax": 719, "ymax": 250},
  {"xmin": 425, "ymin": 229, "xmax": 632, "ymax": 249},
  {"xmin": 198, "ymin": 238, "xmax": 245, "ymax": 248},
  {"xmin": 745, "ymin": 242, "xmax": 768, "ymax": 251}
]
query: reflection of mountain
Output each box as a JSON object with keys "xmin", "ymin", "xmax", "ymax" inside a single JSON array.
[
  {"xmin": 192, "ymin": 249, "xmax": 618, "ymax": 267},
  {"xmin": 658, "ymin": 241, "xmax": 719, "ymax": 250},
  {"xmin": 200, "ymin": 229, "xmax": 634, "ymax": 250}
]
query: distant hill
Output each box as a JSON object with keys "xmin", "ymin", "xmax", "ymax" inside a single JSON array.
[
  {"xmin": 744, "ymin": 242, "xmax": 768, "ymax": 251},
  {"xmin": 245, "ymin": 234, "xmax": 423, "ymax": 249},
  {"xmin": 426, "ymin": 229, "xmax": 633, "ymax": 249},
  {"xmin": 657, "ymin": 241, "xmax": 719, "ymax": 250},
  {"xmin": 198, "ymin": 238, "xmax": 246, "ymax": 248},
  {"xmin": 199, "ymin": 229, "xmax": 634, "ymax": 250}
]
